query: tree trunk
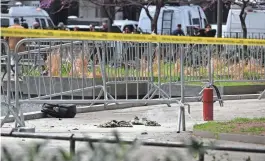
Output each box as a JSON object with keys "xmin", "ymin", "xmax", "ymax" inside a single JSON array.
[
  {"xmin": 151, "ymin": 0, "xmax": 163, "ymax": 34},
  {"xmin": 102, "ymin": 6, "xmax": 114, "ymax": 24},
  {"xmin": 239, "ymin": 1, "xmax": 248, "ymax": 39},
  {"xmin": 239, "ymin": 0, "xmax": 249, "ymax": 60}
]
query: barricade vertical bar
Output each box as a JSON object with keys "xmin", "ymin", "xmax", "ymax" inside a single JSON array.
[
  {"xmin": 208, "ymin": 45, "xmax": 213, "ymax": 85},
  {"xmin": 177, "ymin": 44, "xmax": 186, "ymax": 132},
  {"xmin": 114, "ymin": 41, "xmax": 117, "ymax": 100},
  {"xmin": 125, "ymin": 42, "xmax": 129, "ymax": 100},
  {"xmin": 38, "ymin": 41, "xmax": 41, "ymax": 99},
  {"xmin": 26, "ymin": 48, "xmax": 30, "ymax": 101},
  {"xmin": 14, "ymin": 52, "xmax": 25, "ymax": 127},
  {"xmin": 60, "ymin": 41, "xmax": 63, "ymax": 100},
  {"xmin": 14, "ymin": 51, "xmax": 19, "ymax": 128},
  {"xmin": 136, "ymin": 43, "xmax": 139, "ymax": 100},
  {"xmin": 97, "ymin": 43, "xmax": 108, "ymax": 106},
  {"xmin": 181, "ymin": 44, "xmax": 186, "ymax": 131},
  {"xmin": 81, "ymin": 40, "xmax": 85, "ymax": 100},
  {"xmin": 6, "ymin": 42, "xmax": 11, "ymax": 113},
  {"xmin": 157, "ymin": 43, "xmax": 161, "ymax": 98},
  {"xmin": 71, "ymin": 41, "xmax": 74, "ymax": 100},
  {"xmin": 180, "ymin": 45, "xmax": 185, "ymax": 104},
  {"xmin": 169, "ymin": 43, "xmax": 173, "ymax": 98},
  {"xmin": 149, "ymin": 43, "xmax": 153, "ymax": 100},
  {"xmin": 103, "ymin": 42, "xmax": 108, "ymax": 104},
  {"xmin": 49, "ymin": 40, "xmax": 52, "ymax": 100},
  {"xmin": 92, "ymin": 43, "xmax": 96, "ymax": 101}
]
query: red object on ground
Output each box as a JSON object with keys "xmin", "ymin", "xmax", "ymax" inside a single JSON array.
[{"xmin": 203, "ymin": 88, "xmax": 214, "ymax": 121}]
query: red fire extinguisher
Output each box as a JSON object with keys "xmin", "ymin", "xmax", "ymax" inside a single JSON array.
[{"xmin": 203, "ymin": 88, "xmax": 214, "ymax": 121}]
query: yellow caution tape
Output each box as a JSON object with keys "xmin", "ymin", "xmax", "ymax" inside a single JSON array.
[{"xmin": 1, "ymin": 28, "xmax": 265, "ymax": 46}]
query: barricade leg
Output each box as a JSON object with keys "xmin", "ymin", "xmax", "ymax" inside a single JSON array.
[
  {"xmin": 142, "ymin": 83, "xmax": 171, "ymax": 107},
  {"xmin": 177, "ymin": 105, "xmax": 185, "ymax": 132},
  {"xmin": 258, "ymin": 89, "xmax": 265, "ymax": 100},
  {"xmin": 141, "ymin": 44, "xmax": 171, "ymax": 107},
  {"xmin": 95, "ymin": 44, "xmax": 117, "ymax": 107},
  {"xmin": 14, "ymin": 53, "xmax": 26, "ymax": 128},
  {"xmin": 1, "ymin": 102, "xmax": 24, "ymax": 127}
]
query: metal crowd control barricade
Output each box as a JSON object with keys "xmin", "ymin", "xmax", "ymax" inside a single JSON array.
[
  {"xmin": 11, "ymin": 38, "xmax": 187, "ymax": 131},
  {"xmin": 1, "ymin": 39, "xmax": 25, "ymax": 127},
  {"xmin": 211, "ymin": 43, "xmax": 265, "ymax": 102},
  {"xmin": 6, "ymin": 33, "xmax": 265, "ymax": 132},
  {"xmin": 182, "ymin": 42, "xmax": 265, "ymax": 102},
  {"xmin": 212, "ymin": 44, "xmax": 265, "ymax": 83},
  {"xmin": 103, "ymin": 41, "xmax": 172, "ymax": 106},
  {"xmin": 12, "ymin": 39, "xmax": 114, "ymax": 104}
]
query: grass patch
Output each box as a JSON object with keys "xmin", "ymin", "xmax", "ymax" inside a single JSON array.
[
  {"xmin": 240, "ymin": 127, "xmax": 265, "ymax": 135},
  {"xmin": 194, "ymin": 122, "xmax": 236, "ymax": 134},
  {"xmin": 230, "ymin": 117, "xmax": 265, "ymax": 123},
  {"xmin": 194, "ymin": 117, "xmax": 265, "ymax": 135}
]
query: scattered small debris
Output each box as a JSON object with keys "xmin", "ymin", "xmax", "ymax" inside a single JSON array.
[
  {"xmin": 141, "ymin": 132, "xmax": 148, "ymax": 135},
  {"xmin": 145, "ymin": 120, "xmax": 161, "ymax": 126},
  {"xmin": 98, "ymin": 117, "xmax": 161, "ymax": 128},
  {"xmin": 22, "ymin": 139, "xmax": 25, "ymax": 141},
  {"xmin": 133, "ymin": 116, "xmax": 161, "ymax": 126},
  {"xmin": 59, "ymin": 118, "xmax": 62, "ymax": 120},
  {"xmin": 50, "ymin": 126, "xmax": 54, "ymax": 128},
  {"xmin": 72, "ymin": 128, "xmax": 79, "ymax": 130},
  {"xmin": 131, "ymin": 116, "xmax": 144, "ymax": 125},
  {"xmin": 98, "ymin": 120, "xmax": 133, "ymax": 128}
]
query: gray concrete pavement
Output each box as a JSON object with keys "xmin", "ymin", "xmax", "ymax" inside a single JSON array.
[
  {"xmin": 1, "ymin": 99, "xmax": 265, "ymax": 161},
  {"xmin": 3, "ymin": 99, "xmax": 265, "ymax": 133}
]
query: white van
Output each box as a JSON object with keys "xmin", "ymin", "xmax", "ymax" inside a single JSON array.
[
  {"xmin": 1, "ymin": 6, "xmax": 55, "ymax": 29},
  {"xmin": 138, "ymin": 5, "xmax": 208, "ymax": 35},
  {"xmin": 225, "ymin": 5, "xmax": 265, "ymax": 38}
]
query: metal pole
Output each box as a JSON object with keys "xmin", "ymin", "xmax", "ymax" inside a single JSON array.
[
  {"xmin": 70, "ymin": 137, "xmax": 75, "ymax": 156},
  {"xmin": 180, "ymin": 45, "xmax": 185, "ymax": 103},
  {"xmin": 217, "ymin": 0, "xmax": 223, "ymax": 38},
  {"xmin": 6, "ymin": 44, "xmax": 11, "ymax": 111},
  {"xmin": 207, "ymin": 46, "xmax": 213, "ymax": 85},
  {"xmin": 198, "ymin": 152, "xmax": 205, "ymax": 161},
  {"xmin": 14, "ymin": 53, "xmax": 25, "ymax": 127},
  {"xmin": 178, "ymin": 45, "xmax": 186, "ymax": 132}
]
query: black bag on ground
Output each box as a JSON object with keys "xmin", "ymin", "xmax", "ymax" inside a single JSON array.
[{"xmin": 41, "ymin": 104, "xmax": 77, "ymax": 118}]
